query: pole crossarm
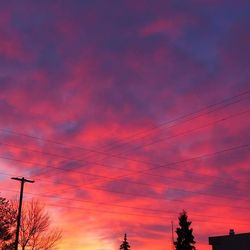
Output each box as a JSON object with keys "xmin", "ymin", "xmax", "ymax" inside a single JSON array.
[{"xmin": 11, "ymin": 177, "xmax": 35, "ymax": 183}]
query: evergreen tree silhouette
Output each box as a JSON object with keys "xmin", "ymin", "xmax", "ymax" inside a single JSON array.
[
  {"xmin": 120, "ymin": 233, "xmax": 131, "ymax": 250},
  {"xmin": 174, "ymin": 211, "xmax": 196, "ymax": 250}
]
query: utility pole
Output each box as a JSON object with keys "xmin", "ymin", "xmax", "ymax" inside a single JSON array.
[
  {"xmin": 171, "ymin": 221, "xmax": 175, "ymax": 250},
  {"xmin": 11, "ymin": 177, "xmax": 34, "ymax": 250}
]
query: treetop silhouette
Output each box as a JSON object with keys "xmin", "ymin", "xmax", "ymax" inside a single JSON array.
[{"xmin": 120, "ymin": 233, "xmax": 131, "ymax": 250}]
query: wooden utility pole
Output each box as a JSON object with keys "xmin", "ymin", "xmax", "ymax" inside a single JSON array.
[
  {"xmin": 11, "ymin": 177, "xmax": 34, "ymax": 250},
  {"xmin": 172, "ymin": 220, "xmax": 175, "ymax": 250}
]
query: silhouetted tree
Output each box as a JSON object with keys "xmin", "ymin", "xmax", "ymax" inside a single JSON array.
[
  {"xmin": 120, "ymin": 233, "xmax": 131, "ymax": 250},
  {"xmin": 0, "ymin": 197, "xmax": 16, "ymax": 249},
  {"xmin": 16, "ymin": 200, "xmax": 62, "ymax": 250},
  {"xmin": 174, "ymin": 211, "xmax": 196, "ymax": 250}
]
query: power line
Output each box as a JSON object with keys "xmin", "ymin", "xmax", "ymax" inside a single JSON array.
[
  {"xmin": 73, "ymin": 90, "xmax": 250, "ymax": 160},
  {"xmin": 0, "ymin": 107, "xmax": 249, "ymax": 186},
  {"xmin": 58, "ymin": 108, "xmax": 250, "ymax": 189},
  {"xmin": 1, "ymin": 164, "xmax": 250, "ymax": 210},
  {"xmin": 1, "ymin": 170, "xmax": 250, "ymax": 221},
  {"xmin": 0, "ymin": 105, "xmax": 249, "ymax": 203},
  {"xmin": 1, "ymin": 103, "xmax": 249, "ymax": 190},
  {"xmin": 37, "ymin": 203, "xmax": 250, "ymax": 226},
  {"xmin": 34, "ymin": 177, "xmax": 250, "ymax": 204},
  {"xmin": 99, "ymin": 95, "xmax": 250, "ymax": 157},
  {"xmin": 1, "ymin": 90, "xmax": 249, "ymax": 165},
  {"xmin": 2, "ymin": 187, "xmax": 250, "ymax": 225},
  {"xmin": 103, "ymin": 143, "xmax": 250, "ymax": 184},
  {"xmin": 121, "ymin": 108, "xmax": 250, "ymax": 155},
  {"xmin": 1, "ymin": 142, "xmax": 250, "ymax": 199},
  {"xmin": 33, "ymin": 165, "xmax": 250, "ymax": 204},
  {"xmin": 76, "ymin": 91, "xmax": 250, "ymax": 164},
  {"xmin": 58, "ymin": 141, "xmax": 250, "ymax": 192},
  {"xmin": 1, "ymin": 141, "xmax": 250, "ymax": 198},
  {"xmin": 0, "ymin": 92, "xmax": 248, "ymax": 194},
  {"xmin": 1, "ymin": 107, "xmax": 249, "ymax": 179}
]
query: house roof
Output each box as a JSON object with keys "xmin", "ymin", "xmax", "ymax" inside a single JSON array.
[{"xmin": 209, "ymin": 232, "xmax": 250, "ymax": 245}]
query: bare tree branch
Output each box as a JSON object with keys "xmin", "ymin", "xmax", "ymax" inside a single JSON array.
[{"xmin": 17, "ymin": 200, "xmax": 62, "ymax": 250}]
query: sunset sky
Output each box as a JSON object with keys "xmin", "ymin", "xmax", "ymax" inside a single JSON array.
[{"xmin": 0, "ymin": 1, "xmax": 250, "ymax": 249}]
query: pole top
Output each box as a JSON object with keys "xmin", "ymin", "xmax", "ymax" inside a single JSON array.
[{"xmin": 11, "ymin": 177, "xmax": 35, "ymax": 183}]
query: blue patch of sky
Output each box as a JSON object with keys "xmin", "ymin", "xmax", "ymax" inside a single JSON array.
[
  {"xmin": 174, "ymin": 5, "xmax": 250, "ymax": 73},
  {"xmin": 56, "ymin": 120, "xmax": 84, "ymax": 136}
]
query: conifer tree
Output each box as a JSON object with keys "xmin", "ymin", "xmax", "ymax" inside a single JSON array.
[
  {"xmin": 120, "ymin": 233, "xmax": 131, "ymax": 250},
  {"xmin": 174, "ymin": 211, "xmax": 196, "ymax": 250}
]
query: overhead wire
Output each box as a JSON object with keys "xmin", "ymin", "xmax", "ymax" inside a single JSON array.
[
  {"xmin": 0, "ymin": 91, "xmax": 249, "ymax": 220},
  {"xmin": 0, "ymin": 107, "xmax": 249, "ymax": 190},
  {"xmin": 1, "ymin": 141, "xmax": 250, "ymax": 196},
  {"xmin": 69, "ymin": 90, "xmax": 250, "ymax": 163},
  {"xmin": 1, "ymin": 142, "xmax": 250, "ymax": 205},
  {"xmin": 0, "ymin": 92, "xmax": 249, "ymax": 188},
  {"xmin": 0, "ymin": 90, "xmax": 249, "ymax": 166},
  {"xmin": 3, "ymin": 172, "xmax": 250, "ymax": 214},
  {"xmin": 1, "ymin": 187, "xmax": 250, "ymax": 226}
]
